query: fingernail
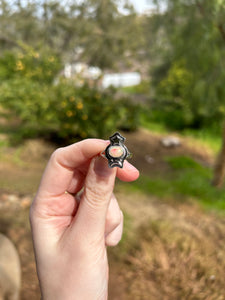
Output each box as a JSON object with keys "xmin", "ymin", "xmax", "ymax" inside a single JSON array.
[{"xmin": 94, "ymin": 156, "xmax": 114, "ymax": 177}]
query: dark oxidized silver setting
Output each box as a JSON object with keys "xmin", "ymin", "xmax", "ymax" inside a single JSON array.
[{"xmin": 101, "ymin": 132, "xmax": 131, "ymax": 168}]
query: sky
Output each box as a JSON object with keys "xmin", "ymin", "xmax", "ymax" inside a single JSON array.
[
  {"xmin": 127, "ymin": 0, "xmax": 167, "ymax": 14},
  {"xmin": 129, "ymin": 0, "xmax": 153, "ymax": 13}
]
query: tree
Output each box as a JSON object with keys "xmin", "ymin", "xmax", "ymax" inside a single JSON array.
[
  {"xmin": 146, "ymin": 0, "xmax": 225, "ymax": 186},
  {"xmin": 212, "ymin": 125, "xmax": 225, "ymax": 187},
  {"xmin": 0, "ymin": 0, "xmax": 144, "ymax": 70},
  {"xmin": 148, "ymin": 0, "xmax": 225, "ymax": 126},
  {"xmin": 78, "ymin": 0, "xmax": 142, "ymax": 69}
]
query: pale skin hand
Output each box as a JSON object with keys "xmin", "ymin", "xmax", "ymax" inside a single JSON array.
[{"xmin": 29, "ymin": 139, "xmax": 139, "ymax": 300}]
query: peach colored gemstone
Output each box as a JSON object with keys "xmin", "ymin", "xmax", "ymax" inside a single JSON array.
[{"xmin": 109, "ymin": 146, "xmax": 124, "ymax": 158}]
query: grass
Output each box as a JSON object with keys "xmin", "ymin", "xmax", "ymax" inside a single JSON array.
[
  {"xmin": 182, "ymin": 128, "xmax": 222, "ymax": 153},
  {"xmin": 137, "ymin": 106, "xmax": 225, "ymax": 212},
  {"xmin": 0, "ymin": 140, "xmax": 26, "ymax": 167},
  {"xmin": 111, "ymin": 215, "xmax": 225, "ymax": 299},
  {"xmin": 139, "ymin": 108, "xmax": 222, "ymax": 154},
  {"xmin": 139, "ymin": 109, "xmax": 169, "ymax": 134},
  {"xmin": 137, "ymin": 107, "xmax": 225, "ymax": 212},
  {"xmin": 123, "ymin": 156, "xmax": 225, "ymax": 212}
]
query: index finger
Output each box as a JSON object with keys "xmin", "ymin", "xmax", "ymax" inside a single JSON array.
[{"xmin": 37, "ymin": 139, "xmax": 108, "ymax": 197}]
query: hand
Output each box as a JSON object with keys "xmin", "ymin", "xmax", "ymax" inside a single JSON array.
[{"xmin": 30, "ymin": 139, "xmax": 139, "ymax": 300}]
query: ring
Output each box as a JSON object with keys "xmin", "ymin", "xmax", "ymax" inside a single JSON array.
[{"xmin": 101, "ymin": 132, "xmax": 132, "ymax": 168}]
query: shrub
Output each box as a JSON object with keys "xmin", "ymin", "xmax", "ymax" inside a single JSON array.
[
  {"xmin": 45, "ymin": 81, "xmax": 140, "ymax": 140},
  {"xmin": 0, "ymin": 45, "xmax": 61, "ymax": 84},
  {"xmin": 155, "ymin": 61, "xmax": 225, "ymax": 130},
  {"xmin": 155, "ymin": 62, "xmax": 194, "ymax": 129},
  {"xmin": 0, "ymin": 47, "xmax": 140, "ymax": 142}
]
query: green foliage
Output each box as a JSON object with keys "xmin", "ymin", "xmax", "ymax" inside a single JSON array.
[
  {"xmin": 156, "ymin": 59, "xmax": 225, "ymax": 129},
  {"xmin": 156, "ymin": 62, "xmax": 194, "ymax": 129},
  {"xmin": 120, "ymin": 80, "xmax": 150, "ymax": 95},
  {"xmin": 127, "ymin": 156, "xmax": 225, "ymax": 212},
  {"xmin": 1, "ymin": 78, "xmax": 55, "ymax": 125},
  {"xmin": 151, "ymin": 0, "xmax": 225, "ymax": 130},
  {"xmin": 52, "ymin": 82, "xmax": 140, "ymax": 140},
  {"xmin": 0, "ymin": 0, "xmax": 143, "ymax": 70},
  {"xmin": 183, "ymin": 127, "xmax": 222, "ymax": 153},
  {"xmin": 0, "ymin": 48, "xmax": 140, "ymax": 142},
  {"xmin": 0, "ymin": 81, "xmax": 140, "ymax": 142},
  {"xmin": 0, "ymin": 45, "xmax": 61, "ymax": 83},
  {"xmin": 139, "ymin": 106, "xmax": 222, "ymax": 153},
  {"xmin": 139, "ymin": 107, "xmax": 169, "ymax": 133}
]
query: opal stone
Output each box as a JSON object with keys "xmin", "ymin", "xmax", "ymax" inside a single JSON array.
[{"xmin": 108, "ymin": 146, "xmax": 124, "ymax": 158}]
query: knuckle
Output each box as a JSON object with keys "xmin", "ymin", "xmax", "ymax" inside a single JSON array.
[
  {"xmin": 106, "ymin": 210, "xmax": 122, "ymax": 229},
  {"xmin": 50, "ymin": 147, "xmax": 64, "ymax": 161},
  {"xmin": 106, "ymin": 235, "xmax": 121, "ymax": 247},
  {"xmin": 84, "ymin": 184, "xmax": 109, "ymax": 208}
]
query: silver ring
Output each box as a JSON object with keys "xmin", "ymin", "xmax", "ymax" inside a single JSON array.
[{"xmin": 101, "ymin": 132, "xmax": 132, "ymax": 168}]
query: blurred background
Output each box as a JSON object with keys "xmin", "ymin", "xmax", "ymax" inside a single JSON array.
[{"xmin": 0, "ymin": 0, "xmax": 225, "ymax": 299}]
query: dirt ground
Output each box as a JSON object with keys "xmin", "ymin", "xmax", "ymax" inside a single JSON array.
[
  {"xmin": 125, "ymin": 128, "xmax": 214, "ymax": 175},
  {"xmin": 0, "ymin": 129, "xmax": 225, "ymax": 299}
]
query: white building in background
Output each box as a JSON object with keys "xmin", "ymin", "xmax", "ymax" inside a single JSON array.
[
  {"xmin": 64, "ymin": 63, "xmax": 102, "ymax": 80},
  {"xmin": 102, "ymin": 72, "xmax": 141, "ymax": 89},
  {"xmin": 63, "ymin": 63, "xmax": 141, "ymax": 88}
]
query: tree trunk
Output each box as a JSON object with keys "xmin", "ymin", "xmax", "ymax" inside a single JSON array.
[{"xmin": 212, "ymin": 124, "xmax": 225, "ymax": 187}]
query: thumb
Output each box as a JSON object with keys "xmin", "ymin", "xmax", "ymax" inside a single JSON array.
[{"xmin": 75, "ymin": 155, "xmax": 117, "ymax": 239}]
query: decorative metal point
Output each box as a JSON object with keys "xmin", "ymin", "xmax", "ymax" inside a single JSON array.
[{"xmin": 101, "ymin": 132, "xmax": 131, "ymax": 168}]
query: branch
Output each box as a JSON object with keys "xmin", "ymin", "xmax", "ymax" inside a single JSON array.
[
  {"xmin": 196, "ymin": 1, "xmax": 225, "ymax": 44},
  {"xmin": 0, "ymin": 36, "xmax": 22, "ymax": 48},
  {"xmin": 196, "ymin": 1, "xmax": 205, "ymax": 16},
  {"xmin": 218, "ymin": 23, "xmax": 225, "ymax": 43}
]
